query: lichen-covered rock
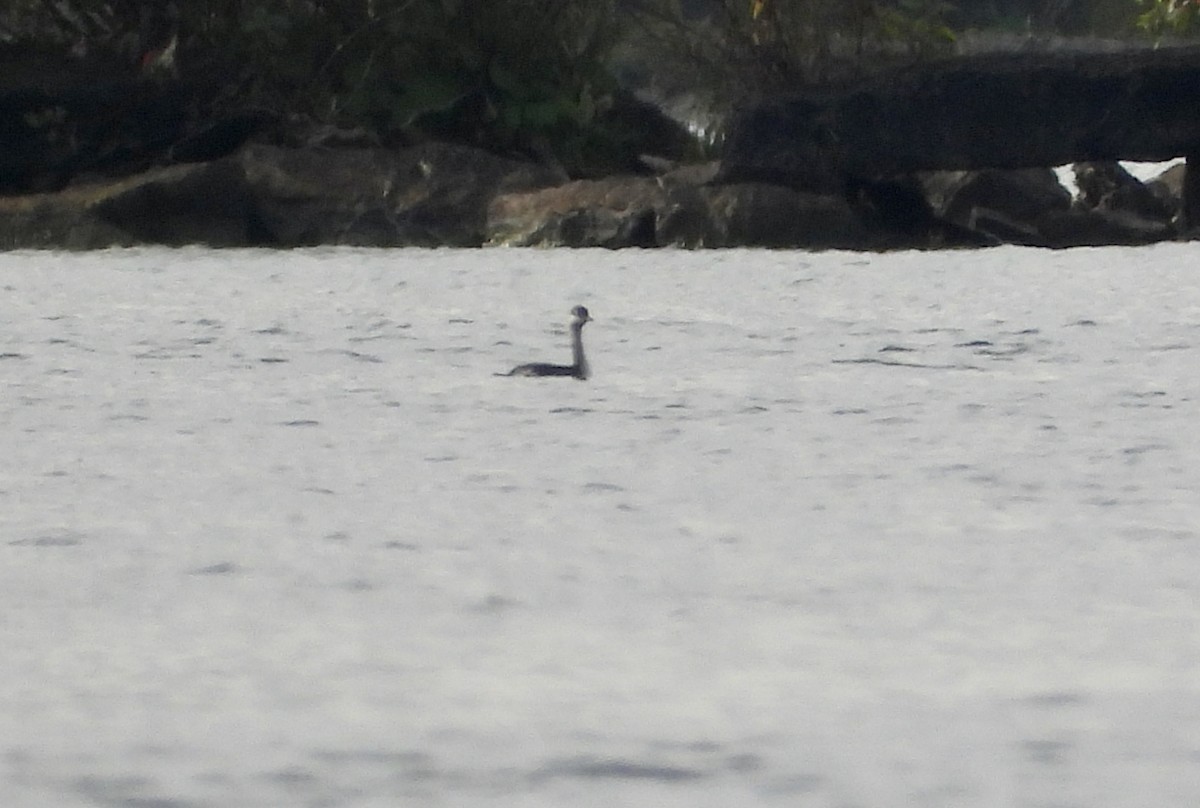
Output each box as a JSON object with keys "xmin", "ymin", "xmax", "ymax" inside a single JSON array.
[
  {"xmin": 487, "ymin": 172, "xmax": 883, "ymax": 249},
  {"xmin": 487, "ymin": 177, "xmax": 670, "ymax": 248}
]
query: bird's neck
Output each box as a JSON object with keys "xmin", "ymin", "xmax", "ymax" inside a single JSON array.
[{"xmin": 571, "ymin": 323, "xmax": 588, "ymax": 378}]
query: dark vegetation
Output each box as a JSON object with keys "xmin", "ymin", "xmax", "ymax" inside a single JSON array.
[{"xmin": 0, "ymin": 0, "xmax": 1170, "ymax": 189}]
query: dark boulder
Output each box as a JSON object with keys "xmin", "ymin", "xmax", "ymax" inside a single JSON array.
[
  {"xmin": 932, "ymin": 168, "xmax": 1071, "ymax": 223},
  {"xmin": 705, "ymin": 182, "xmax": 889, "ymax": 249},
  {"xmin": 1145, "ymin": 162, "xmax": 1187, "ymax": 220},
  {"xmin": 918, "ymin": 168, "xmax": 1072, "ymax": 245},
  {"xmin": 93, "ymin": 160, "xmax": 259, "ymax": 246},
  {"xmin": 1073, "ymin": 161, "xmax": 1174, "ymax": 220},
  {"xmin": 1038, "ymin": 208, "xmax": 1175, "ymax": 246}
]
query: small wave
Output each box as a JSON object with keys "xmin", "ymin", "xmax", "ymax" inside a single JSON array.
[
  {"xmin": 833, "ymin": 357, "xmax": 984, "ymax": 370},
  {"xmin": 190, "ymin": 562, "xmax": 238, "ymax": 575},
  {"xmin": 10, "ymin": 532, "xmax": 83, "ymax": 547},
  {"xmin": 582, "ymin": 481, "xmax": 625, "ymax": 493},
  {"xmin": 533, "ymin": 756, "xmax": 704, "ymax": 783}
]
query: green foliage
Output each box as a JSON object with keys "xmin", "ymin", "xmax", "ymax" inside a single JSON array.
[
  {"xmin": 1136, "ymin": 0, "xmax": 1200, "ymax": 35},
  {"xmin": 1, "ymin": 0, "xmax": 957, "ymax": 173},
  {"xmin": 226, "ymin": 0, "xmax": 627, "ymax": 174},
  {"xmin": 0, "ymin": 0, "xmax": 627, "ymax": 174},
  {"xmin": 877, "ymin": 0, "xmax": 959, "ymax": 54}
]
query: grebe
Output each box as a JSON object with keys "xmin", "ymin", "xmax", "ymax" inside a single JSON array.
[{"xmin": 499, "ymin": 305, "xmax": 592, "ymax": 380}]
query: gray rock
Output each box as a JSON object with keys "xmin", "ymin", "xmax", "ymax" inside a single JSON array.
[
  {"xmin": 0, "ymin": 141, "xmax": 567, "ymax": 248},
  {"xmin": 239, "ymin": 142, "xmax": 565, "ymax": 247}
]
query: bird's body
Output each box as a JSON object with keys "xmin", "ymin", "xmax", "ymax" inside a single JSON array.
[
  {"xmin": 505, "ymin": 362, "xmax": 581, "ymax": 378},
  {"xmin": 499, "ymin": 305, "xmax": 592, "ymax": 380}
]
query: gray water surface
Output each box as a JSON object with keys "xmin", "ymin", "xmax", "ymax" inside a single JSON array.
[{"xmin": 2, "ymin": 245, "xmax": 1199, "ymax": 807}]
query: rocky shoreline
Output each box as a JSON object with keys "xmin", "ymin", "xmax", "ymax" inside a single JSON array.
[
  {"xmin": 0, "ymin": 47, "xmax": 1194, "ymax": 251},
  {"xmin": 0, "ymin": 140, "xmax": 1184, "ymax": 251}
]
